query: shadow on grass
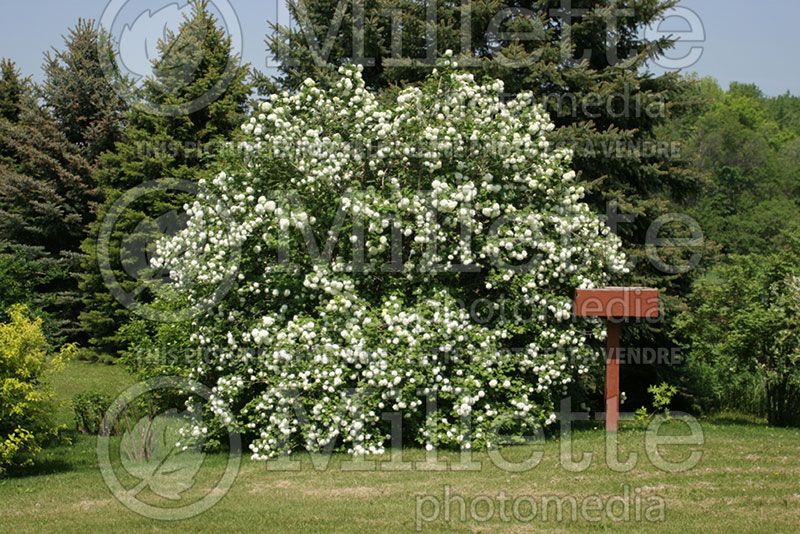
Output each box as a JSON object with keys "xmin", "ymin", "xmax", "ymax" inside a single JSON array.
[
  {"xmin": 5, "ymin": 456, "xmax": 75, "ymax": 479},
  {"xmin": 4, "ymin": 432, "xmax": 101, "ymax": 480},
  {"xmin": 703, "ymin": 411, "xmax": 768, "ymax": 427}
]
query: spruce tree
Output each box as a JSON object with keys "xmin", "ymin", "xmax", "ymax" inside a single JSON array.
[
  {"xmin": 42, "ymin": 19, "xmax": 126, "ymax": 162},
  {"xmin": 0, "ymin": 60, "xmax": 97, "ymax": 343},
  {"xmin": 0, "ymin": 60, "xmax": 25, "ymax": 122},
  {"xmin": 268, "ymin": 0, "xmax": 699, "ymax": 404},
  {"xmin": 79, "ymin": 1, "xmax": 250, "ymax": 356}
]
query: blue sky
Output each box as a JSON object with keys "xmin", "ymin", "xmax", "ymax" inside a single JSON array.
[{"xmin": 0, "ymin": 0, "xmax": 797, "ymax": 96}]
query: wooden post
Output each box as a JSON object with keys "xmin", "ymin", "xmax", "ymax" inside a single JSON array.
[
  {"xmin": 573, "ymin": 287, "xmax": 660, "ymax": 433},
  {"xmin": 605, "ymin": 319, "xmax": 621, "ymax": 433}
]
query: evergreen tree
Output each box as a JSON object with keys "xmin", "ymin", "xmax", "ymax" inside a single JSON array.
[
  {"xmin": 0, "ymin": 60, "xmax": 97, "ymax": 343},
  {"xmin": 268, "ymin": 0, "xmax": 700, "ymax": 405},
  {"xmin": 42, "ymin": 19, "xmax": 127, "ymax": 162},
  {"xmin": 0, "ymin": 59, "xmax": 25, "ymax": 122},
  {"xmin": 79, "ymin": 1, "xmax": 250, "ymax": 356}
]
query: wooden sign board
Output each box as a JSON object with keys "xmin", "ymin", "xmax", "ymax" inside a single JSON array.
[{"xmin": 573, "ymin": 287, "xmax": 660, "ymax": 319}]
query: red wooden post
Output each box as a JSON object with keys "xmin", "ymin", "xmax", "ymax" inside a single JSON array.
[
  {"xmin": 605, "ymin": 319, "xmax": 621, "ymax": 433},
  {"xmin": 573, "ymin": 287, "xmax": 660, "ymax": 433}
]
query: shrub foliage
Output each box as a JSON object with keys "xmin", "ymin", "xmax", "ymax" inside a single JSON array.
[{"xmin": 0, "ymin": 305, "xmax": 66, "ymax": 475}]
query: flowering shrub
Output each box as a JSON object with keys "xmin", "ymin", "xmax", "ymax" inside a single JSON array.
[{"xmin": 153, "ymin": 56, "xmax": 627, "ymax": 458}]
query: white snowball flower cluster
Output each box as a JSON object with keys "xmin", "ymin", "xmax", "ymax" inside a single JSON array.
[{"xmin": 154, "ymin": 58, "xmax": 627, "ymax": 459}]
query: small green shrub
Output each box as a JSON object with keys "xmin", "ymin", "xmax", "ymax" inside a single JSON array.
[
  {"xmin": 73, "ymin": 392, "xmax": 113, "ymax": 435},
  {"xmin": 634, "ymin": 406, "xmax": 651, "ymax": 427},
  {"xmin": 649, "ymin": 382, "xmax": 678, "ymax": 419},
  {"xmin": 631, "ymin": 382, "xmax": 678, "ymax": 428},
  {"xmin": 0, "ymin": 304, "xmax": 68, "ymax": 475}
]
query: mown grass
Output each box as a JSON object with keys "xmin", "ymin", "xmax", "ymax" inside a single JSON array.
[
  {"xmin": 2, "ymin": 364, "xmax": 798, "ymax": 533},
  {"xmin": 47, "ymin": 359, "xmax": 136, "ymax": 427}
]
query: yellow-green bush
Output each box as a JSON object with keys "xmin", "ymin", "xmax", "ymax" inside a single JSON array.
[{"xmin": 0, "ymin": 304, "xmax": 67, "ymax": 475}]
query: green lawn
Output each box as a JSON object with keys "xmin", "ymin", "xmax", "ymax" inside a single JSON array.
[
  {"xmin": 2, "ymin": 364, "xmax": 798, "ymax": 533},
  {"xmin": 47, "ymin": 359, "xmax": 136, "ymax": 427}
]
